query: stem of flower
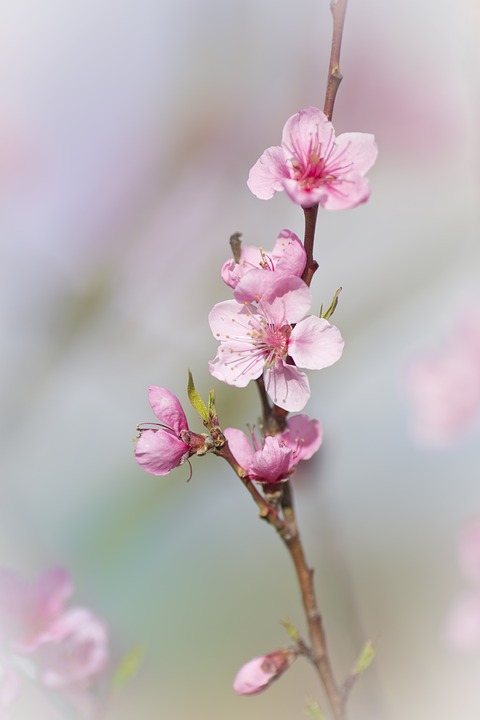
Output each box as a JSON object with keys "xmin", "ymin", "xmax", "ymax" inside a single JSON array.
[
  {"xmin": 323, "ymin": 0, "xmax": 348, "ymax": 122},
  {"xmin": 301, "ymin": 204, "xmax": 319, "ymax": 287}
]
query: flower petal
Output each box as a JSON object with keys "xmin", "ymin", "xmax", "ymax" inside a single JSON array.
[
  {"xmin": 281, "ymin": 107, "xmax": 334, "ymax": 164},
  {"xmin": 247, "ymin": 146, "xmax": 289, "ymax": 200},
  {"xmin": 148, "ymin": 387, "xmax": 188, "ymax": 434},
  {"xmin": 289, "ymin": 316, "xmax": 344, "ymax": 369},
  {"xmin": 208, "ymin": 342, "xmax": 264, "ymax": 387},
  {"xmin": 223, "ymin": 428, "xmax": 253, "ymax": 471},
  {"xmin": 249, "ymin": 436, "xmax": 292, "ymax": 483},
  {"xmin": 281, "ymin": 414, "xmax": 323, "ymax": 461},
  {"xmin": 135, "ymin": 429, "xmax": 189, "ymax": 476},
  {"xmin": 334, "ymin": 132, "xmax": 378, "ymax": 175},
  {"xmin": 264, "ymin": 363, "xmax": 310, "ymax": 412},
  {"xmin": 271, "ymin": 229, "xmax": 306, "ymax": 278},
  {"xmin": 319, "ymin": 173, "xmax": 372, "ymax": 211}
]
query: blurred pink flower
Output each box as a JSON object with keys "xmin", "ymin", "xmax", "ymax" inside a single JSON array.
[
  {"xmin": 0, "ymin": 567, "xmax": 73, "ymax": 652},
  {"xmin": 247, "ymin": 107, "xmax": 377, "ymax": 209},
  {"xmin": 405, "ymin": 308, "xmax": 480, "ymax": 447},
  {"xmin": 209, "ymin": 271, "xmax": 344, "ymax": 411},
  {"xmin": 278, "ymin": 413, "xmax": 323, "ymax": 461},
  {"xmin": 135, "ymin": 386, "xmax": 206, "ymax": 476},
  {"xmin": 221, "ymin": 229, "xmax": 306, "ymax": 289},
  {"xmin": 233, "ymin": 648, "xmax": 296, "ymax": 695},
  {"xmin": 36, "ymin": 607, "xmax": 108, "ymax": 688},
  {"xmin": 445, "ymin": 519, "xmax": 480, "ymax": 652}
]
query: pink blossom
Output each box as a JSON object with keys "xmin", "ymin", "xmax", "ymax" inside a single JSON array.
[
  {"xmin": 247, "ymin": 107, "xmax": 377, "ymax": 210},
  {"xmin": 209, "ymin": 271, "xmax": 344, "ymax": 411},
  {"xmin": 224, "ymin": 428, "xmax": 294, "ymax": 484},
  {"xmin": 233, "ymin": 649, "xmax": 296, "ymax": 695},
  {"xmin": 278, "ymin": 414, "xmax": 323, "ymax": 461},
  {"xmin": 135, "ymin": 386, "xmax": 205, "ymax": 476},
  {"xmin": 36, "ymin": 608, "xmax": 108, "ymax": 688},
  {"xmin": 221, "ymin": 229, "xmax": 306, "ymax": 289},
  {"xmin": 0, "ymin": 567, "xmax": 72, "ymax": 652}
]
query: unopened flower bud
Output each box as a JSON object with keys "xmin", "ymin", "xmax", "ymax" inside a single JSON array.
[{"xmin": 233, "ymin": 648, "xmax": 296, "ymax": 695}]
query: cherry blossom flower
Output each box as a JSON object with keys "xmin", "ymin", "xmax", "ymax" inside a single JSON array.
[
  {"xmin": 445, "ymin": 519, "xmax": 480, "ymax": 652},
  {"xmin": 224, "ymin": 414, "xmax": 322, "ymax": 484},
  {"xmin": 209, "ymin": 271, "xmax": 344, "ymax": 411},
  {"xmin": 233, "ymin": 649, "xmax": 296, "ymax": 695},
  {"xmin": 221, "ymin": 229, "xmax": 306, "ymax": 290},
  {"xmin": 36, "ymin": 608, "xmax": 108, "ymax": 688},
  {"xmin": 135, "ymin": 387, "xmax": 207, "ymax": 476},
  {"xmin": 0, "ymin": 567, "xmax": 73, "ymax": 653},
  {"xmin": 247, "ymin": 106, "xmax": 377, "ymax": 209}
]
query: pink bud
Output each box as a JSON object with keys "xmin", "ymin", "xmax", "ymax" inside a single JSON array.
[{"xmin": 233, "ymin": 648, "xmax": 296, "ymax": 695}]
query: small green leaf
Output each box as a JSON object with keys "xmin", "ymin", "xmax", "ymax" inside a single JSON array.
[
  {"xmin": 281, "ymin": 617, "xmax": 299, "ymax": 642},
  {"xmin": 208, "ymin": 389, "xmax": 216, "ymax": 412},
  {"xmin": 354, "ymin": 640, "xmax": 376, "ymax": 674},
  {"xmin": 187, "ymin": 370, "xmax": 209, "ymax": 421},
  {"xmin": 304, "ymin": 697, "xmax": 326, "ymax": 720},
  {"xmin": 321, "ymin": 287, "xmax": 342, "ymax": 321},
  {"xmin": 112, "ymin": 646, "xmax": 144, "ymax": 694}
]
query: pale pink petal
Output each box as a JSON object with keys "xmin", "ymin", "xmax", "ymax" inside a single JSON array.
[
  {"xmin": 37, "ymin": 607, "xmax": 108, "ymax": 688},
  {"xmin": 270, "ymin": 229, "xmax": 306, "ymax": 278},
  {"xmin": 249, "ymin": 436, "xmax": 292, "ymax": 483},
  {"xmin": 32, "ymin": 568, "xmax": 73, "ymax": 628},
  {"xmin": 209, "ymin": 299, "xmax": 252, "ymax": 338},
  {"xmin": 234, "ymin": 272, "xmax": 311, "ymax": 324},
  {"xmin": 444, "ymin": 592, "xmax": 480, "ymax": 651},
  {"xmin": 281, "ymin": 107, "xmax": 333, "ymax": 162},
  {"xmin": 135, "ymin": 429, "xmax": 189, "ymax": 476},
  {"xmin": 319, "ymin": 173, "xmax": 371, "ymax": 211},
  {"xmin": 233, "ymin": 649, "xmax": 295, "ymax": 695},
  {"xmin": 264, "ymin": 363, "xmax": 310, "ymax": 412},
  {"xmin": 220, "ymin": 258, "xmax": 241, "ymax": 289},
  {"xmin": 223, "ymin": 428, "xmax": 254, "ymax": 471},
  {"xmin": 281, "ymin": 415, "xmax": 323, "ymax": 461},
  {"xmin": 289, "ymin": 316, "xmax": 344, "ymax": 369},
  {"xmin": 208, "ymin": 342, "xmax": 264, "ymax": 387},
  {"xmin": 148, "ymin": 387, "xmax": 188, "ymax": 435},
  {"xmin": 334, "ymin": 132, "xmax": 378, "ymax": 175},
  {"xmin": 282, "ymin": 178, "xmax": 329, "ymax": 209},
  {"xmin": 247, "ymin": 146, "xmax": 289, "ymax": 200},
  {"xmin": 459, "ymin": 519, "xmax": 480, "ymax": 585}
]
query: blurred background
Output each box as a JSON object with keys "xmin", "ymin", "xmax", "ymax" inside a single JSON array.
[{"xmin": 1, "ymin": 0, "xmax": 480, "ymax": 718}]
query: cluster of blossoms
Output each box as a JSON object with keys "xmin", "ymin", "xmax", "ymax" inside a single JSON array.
[
  {"xmin": 0, "ymin": 567, "xmax": 108, "ymax": 719},
  {"xmin": 134, "ymin": 106, "xmax": 377, "ymax": 699},
  {"xmin": 405, "ymin": 306, "xmax": 480, "ymax": 447}
]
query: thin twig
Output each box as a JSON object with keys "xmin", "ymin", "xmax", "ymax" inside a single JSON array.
[{"xmin": 323, "ymin": 0, "xmax": 349, "ymax": 122}]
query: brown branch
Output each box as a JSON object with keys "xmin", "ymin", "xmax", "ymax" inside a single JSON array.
[
  {"xmin": 323, "ymin": 0, "xmax": 349, "ymax": 122},
  {"xmin": 301, "ymin": 204, "xmax": 319, "ymax": 287}
]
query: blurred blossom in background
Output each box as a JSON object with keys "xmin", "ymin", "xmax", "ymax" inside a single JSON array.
[{"xmin": 1, "ymin": 1, "xmax": 480, "ymax": 719}]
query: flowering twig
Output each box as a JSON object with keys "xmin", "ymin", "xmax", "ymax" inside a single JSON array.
[{"xmin": 324, "ymin": 0, "xmax": 348, "ymax": 122}]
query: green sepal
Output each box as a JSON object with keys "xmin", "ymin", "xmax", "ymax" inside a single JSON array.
[
  {"xmin": 304, "ymin": 697, "xmax": 326, "ymax": 720},
  {"xmin": 187, "ymin": 370, "xmax": 209, "ymax": 422},
  {"xmin": 354, "ymin": 640, "xmax": 376, "ymax": 673},
  {"xmin": 321, "ymin": 287, "xmax": 342, "ymax": 321},
  {"xmin": 111, "ymin": 646, "xmax": 144, "ymax": 694},
  {"xmin": 281, "ymin": 617, "xmax": 300, "ymax": 642}
]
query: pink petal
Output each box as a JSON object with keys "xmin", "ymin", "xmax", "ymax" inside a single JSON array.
[
  {"xmin": 233, "ymin": 649, "xmax": 295, "ymax": 695},
  {"xmin": 271, "ymin": 229, "xmax": 306, "ymax": 278},
  {"xmin": 281, "ymin": 414, "xmax": 323, "ymax": 461},
  {"xmin": 334, "ymin": 132, "xmax": 378, "ymax": 175},
  {"xmin": 289, "ymin": 316, "xmax": 344, "ymax": 369},
  {"xmin": 264, "ymin": 363, "xmax": 310, "ymax": 412},
  {"xmin": 234, "ymin": 273, "xmax": 311, "ymax": 324},
  {"xmin": 249, "ymin": 436, "xmax": 292, "ymax": 483},
  {"xmin": 247, "ymin": 146, "xmax": 289, "ymax": 200},
  {"xmin": 319, "ymin": 173, "xmax": 371, "ymax": 211},
  {"xmin": 208, "ymin": 342, "xmax": 265, "ymax": 387},
  {"xmin": 223, "ymin": 428, "xmax": 254, "ymax": 471},
  {"xmin": 32, "ymin": 568, "xmax": 73, "ymax": 627},
  {"xmin": 209, "ymin": 299, "xmax": 253, "ymax": 338},
  {"xmin": 282, "ymin": 179, "xmax": 328, "ymax": 209},
  {"xmin": 281, "ymin": 107, "xmax": 333, "ymax": 162},
  {"xmin": 148, "ymin": 387, "xmax": 188, "ymax": 435},
  {"xmin": 37, "ymin": 607, "xmax": 108, "ymax": 688},
  {"xmin": 135, "ymin": 429, "xmax": 189, "ymax": 476}
]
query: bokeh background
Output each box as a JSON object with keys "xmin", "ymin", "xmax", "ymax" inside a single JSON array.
[{"xmin": 1, "ymin": 0, "xmax": 480, "ymax": 718}]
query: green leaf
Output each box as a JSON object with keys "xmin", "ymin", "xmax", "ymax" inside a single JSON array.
[
  {"xmin": 112, "ymin": 646, "xmax": 144, "ymax": 694},
  {"xmin": 304, "ymin": 697, "xmax": 326, "ymax": 720},
  {"xmin": 321, "ymin": 287, "xmax": 342, "ymax": 321},
  {"xmin": 187, "ymin": 370, "xmax": 209, "ymax": 422},
  {"xmin": 281, "ymin": 617, "xmax": 299, "ymax": 642},
  {"xmin": 354, "ymin": 640, "xmax": 376, "ymax": 674}
]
